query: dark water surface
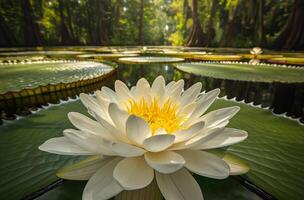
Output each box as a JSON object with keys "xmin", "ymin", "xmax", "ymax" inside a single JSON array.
[
  {"xmin": 1, "ymin": 62, "xmax": 303, "ymax": 124},
  {"xmin": 118, "ymin": 63, "xmax": 304, "ymax": 123}
]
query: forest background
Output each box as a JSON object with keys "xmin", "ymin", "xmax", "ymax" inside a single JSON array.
[{"xmin": 0, "ymin": 0, "xmax": 303, "ymax": 50}]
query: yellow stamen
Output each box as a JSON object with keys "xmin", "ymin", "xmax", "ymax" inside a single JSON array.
[{"xmin": 126, "ymin": 97, "xmax": 187, "ymax": 134}]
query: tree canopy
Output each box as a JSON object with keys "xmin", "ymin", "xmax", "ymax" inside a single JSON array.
[{"xmin": 0, "ymin": 0, "xmax": 303, "ymax": 50}]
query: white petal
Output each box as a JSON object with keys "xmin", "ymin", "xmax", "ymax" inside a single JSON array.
[
  {"xmin": 180, "ymin": 82, "xmax": 202, "ymax": 106},
  {"xmin": 56, "ymin": 156, "xmax": 109, "ymax": 180},
  {"xmin": 111, "ymin": 141, "xmax": 146, "ymax": 157},
  {"xmin": 108, "ymin": 103, "xmax": 129, "ymax": 132},
  {"xmin": 101, "ymin": 86, "xmax": 117, "ymax": 103},
  {"xmin": 114, "ymin": 157, "xmax": 154, "ymax": 190},
  {"xmin": 115, "ymin": 80, "xmax": 133, "ymax": 103},
  {"xmin": 63, "ymin": 129, "xmax": 117, "ymax": 156},
  {"xmin": 167, "ymin": 80, "xmax": 184, "ymax": 100},
  {"xmin": 134, "ymin": 78, "xmax": 151, "ymax": 100},
  {"xmin": 194, "ymin": 128, "xmax": 248, "ymax": 150},
  {"xmin": 144, "ymin": 151, "xmax": 185, "ymax": 174},
  {"xmin": 165, "ymin": 81, "xmax": 175, "ymax": 91},
  {"xmin": 155, "ymin": 168, "xmax": 203, "ymax": 200},
  {"xmin": 83, "ymin": 157, "xmax": 123, "ymax": 200},
  {"xmin": 67, "ymin": 112, "xmax": 112, "ymax": 140},
  {"xmin": 126, "ymin": 115, "xmax": 151, "ymax": 145},
  {"xmin": 151, "ymin": 76, "xmax": 165, "ymax": 96},
  {"xmin": 170, "ymin": 128, "xmax": 223, "ymax": 150},
  {"xmin": 199, "ymin": 106, "xmax": 240, "ymax": 129},
  {"xmin": 178, "ymin": 150, "xmax": 230, "ymax": 179},
  {"xmin": 39, "ymin": 137, "xmax": 93, "ymax": 155},
  {"xmin": 177, "ymin": 102, "xmax": 197, "ymax": 117},
  {"xmin": 79, "ymin": 93, "xmax": 107, "ymax": 119},
  {"xmin": 209, "ymin": 150, "xmax": 250, "ymax": 175},
  {"xmin": 95, "ymin": 90, "xmax": 110, "ymax": 112},
  {"xmin": 173, "ymin": 121, "xmax": 204, "ymax": 143},
  {"xmin": 94, "ymin": 111, "xmax": 128, "ymax": 142},
  {"xmin": 143, "ymin": 134, "xmax": 175, "ymax": 152},
  {"xmin": 190, "ymin": 88, "xmax": 220, "ymax": 118}
]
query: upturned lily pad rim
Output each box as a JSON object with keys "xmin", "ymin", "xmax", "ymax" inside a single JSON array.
[
  {"xmin": 77, "ymin": 53, "xmax": 139, "ymax": 58},
  {"xmin": 191, "ymin": 54, "xmax": 242, "ymax": 61},
  {"xmin": 0, "ymin": 61, "xmax": 117, "ymax": 96},
  {"xmin": 175, "ymin": 62, "xmax": 304, "ymax": 83},
  {"xmin": 267, "ymin": 57, "xmax": 304, "ymax": 65},
  {"xmin": 118, "ymin": 56, "xmax": 185, "ymax": 64}
]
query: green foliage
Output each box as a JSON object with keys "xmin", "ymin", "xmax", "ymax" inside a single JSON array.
[
  {"xmin": 212, "ymin": 99, "xmax": 304, "ymax": 200},
  {"xmin": 0, "ymin": 0, "xmax": 298, "ymax": 48},
  {"xmin": 176, "ymin": 62, "xmax": 304, "ymax": 83}
]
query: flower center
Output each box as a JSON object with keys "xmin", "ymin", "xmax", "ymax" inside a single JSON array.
[{"xmin": 126, "ymin": 97, "xmax": 186, "ymax": 134}]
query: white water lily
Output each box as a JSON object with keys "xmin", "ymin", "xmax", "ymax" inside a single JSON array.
[
  {"xmin": 250, "ymin": 47, "xmax": 263, "ymax": 56},
  {"xmin": 39, "ymin": 76, "xmax": 249, "ymax": 200}
]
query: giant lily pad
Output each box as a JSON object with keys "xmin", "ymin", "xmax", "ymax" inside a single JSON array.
[
  {"xmin": 267, "ymin": 57, "xmax": 304, "ymax": 65},
  {"xmin": 0, "ymin": 61, "xmax": 113, "ymax": 94},
  {"xmin": 77, "ymin": 53, "xmax": 139, "ymax": 60},
  {"xmin": 0, "ymin": 100, "xmax": 86, "ymax": 200},
  {"xmin": 0, "ymin": 97, "xmax": 303, "ymax": 199},
  {"xmin": 212, "ymin": 99, "xmax": 304, "ymax": 200},
  {"xmin": 176, "ymin": 62, "xmax": 304, "ymax": 83},
  {"xmin": 191, "ymin": 55, "xmax": 242, "ymax": 61},
  {"xmin": 118, "ymin": 56, "xmax": 184, "ymax": 64},
  {"xmin": 239, "ymin": 54, "xmax": 283, "ymax": 60}
]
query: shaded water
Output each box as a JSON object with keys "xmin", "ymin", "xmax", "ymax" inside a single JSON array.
[
  {"xmin": 1, "ymin": 62, "xmax": 303, "ymax": 124},
  {"xmin": 118, "ymin": 63, "xmax": 304, "ymax": 122}
]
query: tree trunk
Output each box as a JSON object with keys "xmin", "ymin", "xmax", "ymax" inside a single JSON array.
[
  {"xmin": 66, "ymin": 3, "xmax": 77, "ymax": 43},
  {"xmin": 0, "ymin": 15, "xmax": 16, "ymax": 46},
  {"xmin": 206, "ymin": 0, "xmax": 218, "ymax": 46},
  {"xmin": 274, "ymin": 0, "xmax": 304, "ymax": 50},
  {"xmin": 138, "ymin": 0, "xmax": 144, "ymax": 45},
  {"xmin": 186, "ymin": 0, "xmax": 205, "ymax": 46},
  {"xmin": 86, "ymin": 1, "xmax": 95, "ymax": 45},
  {"xmin": 219, "ymin": 3, "xmax": 238, "ymax": 47},
  {"xmin": 97, "ymin": 0, "xmax": 110, "ymax": 45},
  {"xmin": 182, "ymin": 0, "xmax": 191, "ymax": 29},
  {"xmin": 21, "ymin": 0, "xmax": 43, "ymax": 46},
  {"xmin": 257, "ymin": 0, "xmax": 266, "ymax": 46},
  {"xmin": 58, "ymin": 0, "xmax": 73, "ymax": 45}
]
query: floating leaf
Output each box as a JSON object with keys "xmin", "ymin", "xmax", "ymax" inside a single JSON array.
[
  {"xmin": 176, "ymin": 62, "xmax": 304, "ymax": 83},
  {"xmin": 1, "ymin": 98, "xmax": 303, "ymax": 200},
  {"xmin": 267, "ymin": 57, "xmax": 304, "ymax": 65},
  {"xmin": 118, "ymin": 57, "xmax": 184, "ymax": 64},
  {"xmin": 0, "ymin": 61, "xmax": 113, "ymax": 94},
  {"xmin": 211, "ymin": 99, "xmax": 304, "ymax": 200}
]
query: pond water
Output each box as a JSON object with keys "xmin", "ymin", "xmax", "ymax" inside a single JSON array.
[
  {"xmin": 1, "ymin": 52, "xmax": 304, "ymax": 200},
  {"xmin": 118, "ymin": 63, "xmax": 304, "ymax": 123},
  {"xmin": 1, "ymin": 60, "xmax": 303, "ymax": 124}
]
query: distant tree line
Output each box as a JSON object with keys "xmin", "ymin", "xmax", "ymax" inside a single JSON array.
[{"xmin": 0, "ymin": 0, "xmax": 303, "ymax": 50}]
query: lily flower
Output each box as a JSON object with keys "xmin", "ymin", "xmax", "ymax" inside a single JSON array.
[{"xmin": 39, "ymin": 76, "xmax": 249, "ymax": 200}]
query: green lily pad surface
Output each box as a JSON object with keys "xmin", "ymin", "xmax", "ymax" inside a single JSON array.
[
  {"xmin": 0, "ymin": 97, "xmax": 303, "ymax": 199},
  {"xmin": 0, "ymin": 51, "xmax": 83, "ymax": 56},
  {"xmin": 176, "ymin": 62, "xmax": 304, "ymax": 83},
  {"xmin": 0, "ymin": 100, "xmax": 86, "ymax": 200},
  {"xmin": 0, "ymin": 61, "xmax": 113, "ymax": 94},
  {"xmin": 118, "ymin": 56, "xmax": 184, "ymax": 64},
  {"xmin": 191, "ymin": 54, "xmax": 242, "ymax": 61},
  {"xmin": 212, "ymin": 99, "xmax": 304, "ymax": 200},
  {"xmin": 77, "ymin": 53, "xmax": 139, "ymax": 59},
  {"xmin": 36, "ymin": 177, "xmax": 261, "ymax": 200}
]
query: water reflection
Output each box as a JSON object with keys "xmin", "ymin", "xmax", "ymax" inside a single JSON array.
[{"xmin": 1, "ymin": 62, "xmax": 303, "ymax": 124}]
